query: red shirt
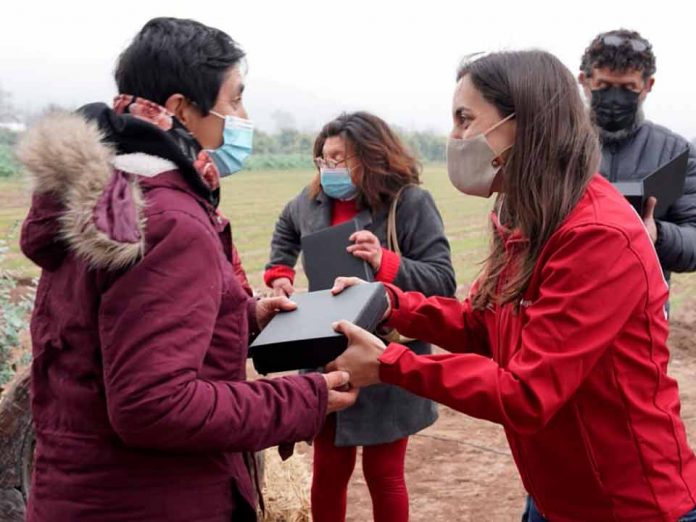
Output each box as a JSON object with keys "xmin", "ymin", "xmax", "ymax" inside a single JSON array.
[{"xmin": 377, "ymin": 175, "xmax": 696, "ymax": 521}]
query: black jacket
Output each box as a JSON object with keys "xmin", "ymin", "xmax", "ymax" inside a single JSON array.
[{"xmin": 599, "ymin": 121, "xmax": 696, "ymax": 279}]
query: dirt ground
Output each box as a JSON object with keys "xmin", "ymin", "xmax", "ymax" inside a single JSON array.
[
  {"xmin": 329, "ymin": 295, "xmax": 696, "ymax": 522},
  {"xmin": 8, "ymin": 281, "xmax": 696, "ymax": 521}
]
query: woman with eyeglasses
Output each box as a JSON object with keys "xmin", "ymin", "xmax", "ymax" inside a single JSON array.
[
  {"xmin": 326, "ymin": 51, "xmax": 696, "ymax": 521},
  {"xmin": 264, "ymin": 111, "xmax": 456, "ymax": 522}
]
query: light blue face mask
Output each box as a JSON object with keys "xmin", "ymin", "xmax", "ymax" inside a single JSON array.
[
  {"xmin": 207, "ymin": 111, "xmax": 254, "ymax": 177},
  {"xmin": 320, "ymin": 167, "xmax": 358, "ymax": 200}
]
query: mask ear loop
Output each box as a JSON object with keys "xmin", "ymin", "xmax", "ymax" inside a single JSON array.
[
  {"xmin": 491, "ymin": 145, "xmax": 513, "ymax": 168},
  {"xmin": 484, "ymin": 112, "xmax": 516, "ymax": 167}
]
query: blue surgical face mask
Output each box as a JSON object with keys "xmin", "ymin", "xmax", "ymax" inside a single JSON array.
[
  {"xmin": 207, "ymin": 111, "xmax": 254, "ymax": 177},
  {"xmin": 320, "ymin": 167, "xmax": 358, "ymax": 200}
]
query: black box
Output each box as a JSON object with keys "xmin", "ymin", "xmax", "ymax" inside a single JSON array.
[
  {"xmin": 612, "ymin": 150, "xmax": 688, "ymax": 219},
  {"xmin": 248, "ymin": 282, "xmax": 388, "ymax": 374},
  {"xmin": 301, "ymin": 217, "xmax": 374, "ymax": 292}
]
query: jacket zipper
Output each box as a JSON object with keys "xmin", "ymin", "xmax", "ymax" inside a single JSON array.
[
  {"xmin": 497, "ymin": 240, "xmax": 541, "ymax": 512},
  {"xmin": 609, "ymin": 143, "xmax": 619, "ymax": 182}
]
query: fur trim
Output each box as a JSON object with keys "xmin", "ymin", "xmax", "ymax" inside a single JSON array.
[
  {"xmin": 17, "ymin": 111, "xmax": 146, "ymax": 271},
  {"xmin": 112, "ymin": 153, "xmax": 177, "ymax": 178}
]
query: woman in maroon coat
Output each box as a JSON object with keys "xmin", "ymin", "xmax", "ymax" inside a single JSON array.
[{"xmin": 17, "ymin": 17, "xmax": 357, "ymax": 521}]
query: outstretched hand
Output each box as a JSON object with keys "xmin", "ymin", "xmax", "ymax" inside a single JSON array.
[
  {"xmin": 643, "ymin": 196, "xmax": 658, "ymax": 244},
  {"xmin": 323, "ymin": 371, "xmax": 359, "ymax": 414},
  {"xmin": 331, "ymin": 277, "xmax": 392, "ymax": 322},
  {"xmin": 255, "ymin": 296, "xmax": 297, "ymax": 330},
  {"xmin": 326, "ymin": 320, "xmax": 386, "ymax": 388}
]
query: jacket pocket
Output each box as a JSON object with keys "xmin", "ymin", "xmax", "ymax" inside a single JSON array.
[{"xmin": 574, "ymin": 402, "xmax": 606, "ymax": 489}]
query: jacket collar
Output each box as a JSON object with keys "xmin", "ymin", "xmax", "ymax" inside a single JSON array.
[
  {"xmin": 490, "ymin": 207, "xmax": 527, "ymax": 247},
  {"xmin": 79, "ymin": 102, "xmax": 219, "ymax": 208},
  {"xmin": 112, "ymin": 153, "xmax": 177, "ymax": 178}
]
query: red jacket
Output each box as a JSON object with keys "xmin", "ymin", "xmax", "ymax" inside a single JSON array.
[
  {"xmin": 18, "ymin": 112, "xmax": 328, "ymax": 521},
  {"xmin": 379, "ymin": 175, "xmax": 696, "ymax": 521}
]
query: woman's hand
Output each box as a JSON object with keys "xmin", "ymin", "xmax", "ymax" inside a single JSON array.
[
  {"xmin": 271, "ymin": 277, "xmax": 295, "ymax": 297},
  {"xmin": 323, "ymin": 371, "xmax": 360, "ymax": 414},
  {"xmin": 642, "ymin": 196, "xmax": 658, "ymax": 244},
  {"xmin": 255, "ymin": 296, "xmax": 297, "ymax": 330},
  {"xmin": 326, "ymin": 320, "xmax": 386, "ymax": 387},
  {"xmin": 331, "ymin": 277, "xmax": 392, "ymax": 322},
  {"xmin": 347, "ymin": 230, "xmax": 383, "ymax": 271}
]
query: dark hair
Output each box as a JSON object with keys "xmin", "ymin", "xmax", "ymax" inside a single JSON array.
[
  {"xmin": 580, "ymin": 29, "xmax": 656, "ymax": 79},
  {"xmin": 456, "ymin": 50, "xmax": 600, "ymax": 310},
  {"xmin": 310, "ymin": 112, "xmax": 421, "ymax": 210},
  {"xmin": 115, "ymin": 17, "xmax": 245, "ymax": 114}
]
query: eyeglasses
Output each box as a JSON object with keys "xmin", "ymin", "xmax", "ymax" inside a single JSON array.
[
  {"xmin": 601, "ymin": 34, "xmax": 649, "ymax": 53},
  {"xmin": 314, "ymin": 155, "xmax": 357, "ymax": 169}
]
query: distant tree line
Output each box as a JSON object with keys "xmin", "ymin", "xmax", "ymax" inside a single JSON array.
[
  {"xmin": 255, "ymin": 127, "xmax": 445, "ymax": 160},
  {"xmin": 246, "ymin": 127, "xmax": 446, "ymax": 170},
  {"xmin": 2, "ymin": 121, "xmax": 694, "ymax": 176},
  {"xmin": 0, "ymin": 129, "xmax": 18, "ymax": 178},
  {"xmin": 0, "ymin": 125, "xmax": 447, "ymax": 177}
]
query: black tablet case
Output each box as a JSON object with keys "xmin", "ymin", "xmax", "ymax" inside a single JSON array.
[
  {"xmin": 301, "ymin": 217, "xmax": 374, "ymax": 292},
  {"xmin": 612, "ymin": 149, "xmax": 688, "ymax": 219},
  {"xmin": 248, "ymin": 282, "xmax": 388, "ymax": 374}
]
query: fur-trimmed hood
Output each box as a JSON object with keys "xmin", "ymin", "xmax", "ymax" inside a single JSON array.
[{"xmin": 18, "ymin": 111, "xmax": 148, "ymax": 271}]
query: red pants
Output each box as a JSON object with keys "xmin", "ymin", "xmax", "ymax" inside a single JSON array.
[{"xmin": 311, "ymin": 415, "xmax": 409, "ymax": 522}]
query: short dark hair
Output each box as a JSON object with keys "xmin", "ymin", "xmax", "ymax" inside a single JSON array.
[
  {"xmin": 580, "ymin": 29, "xmax": 656, "ymax": 79},
  {"xmin": 115, "ymin": 17, "xmax": 245, "ymax": 114}
]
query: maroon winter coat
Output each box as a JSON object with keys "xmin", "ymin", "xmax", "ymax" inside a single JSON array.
[{"xmin": 18, "ymin": 111, "xmax": 328, "ymax": 521}]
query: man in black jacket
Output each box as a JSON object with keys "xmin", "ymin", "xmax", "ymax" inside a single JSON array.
[{"xmin": 579, "ymin": 29, "xmax": 696, "ymax": 284}]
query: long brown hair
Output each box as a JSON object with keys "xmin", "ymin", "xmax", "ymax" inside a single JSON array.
[
  {"xmin": 461, "ymin": 51, "xmax": 600, "ymax": 310},
  {"xmin": 310, "ymin": 111, "xmax": 421, "ymax": 210}
]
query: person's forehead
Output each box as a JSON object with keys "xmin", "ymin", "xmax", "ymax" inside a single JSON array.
[
  {"xmin": 452, "ymin": 75, "xmax": 487, "ymax": 111},
  {"xmin": 220, "ymin": 67, "xmax": 244, "ymax": 94},
  {"xmin": 323, "ymin": 136, "xmax": 346, "ymax": 155},
  {"xmin": 591, "ymin": 66, "xmax": 645, "ymax": 83}
]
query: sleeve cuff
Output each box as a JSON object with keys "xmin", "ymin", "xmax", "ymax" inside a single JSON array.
[
  {"xmin": 302, "ymin": 373, "xmax": 329, "ymax": 439},
  {"xmin": 375, "ymin": 248, "xmax": 401, "ymax": 283},
  {"xmin": 383, "ymin": 283, "xmax": 409, "ymax": 331},
  {"xmin": 264, "ymin": 265, "xmax": 296, "ymax": 288},
  {"xmin": 654, "ymin": 219, "xmax": 665, "ymax": 249},
  {"xmin": 378, "ymin": 343, "xmax": 410, "ymax": 384},
  {"xmin": 247, "ymin": 296, "xmax": 260, "ymax": 338}
]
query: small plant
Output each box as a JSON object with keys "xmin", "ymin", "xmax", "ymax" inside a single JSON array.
[
  {"xmin": 0, "ymin": 230, "xmax": 35, "ymax": 389},
  {"xmin": 0, "ymin": 143, "xmax": 19, "ymax": 178}
]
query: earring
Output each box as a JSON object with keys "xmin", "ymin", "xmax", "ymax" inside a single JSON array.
[{"xmin": 492, "ymin": 158, "xmax": 501, "ymax": 168}]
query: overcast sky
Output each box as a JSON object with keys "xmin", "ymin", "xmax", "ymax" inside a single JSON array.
[{"xmin": 1, "ymin": 0, "xmax": 694, "ymax": 138}]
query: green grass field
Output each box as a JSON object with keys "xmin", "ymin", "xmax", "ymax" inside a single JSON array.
[
  {"xmin": 2, "ymin": 165, "xmax": 695, "ymax": 312},
  {"xmin": 0, "ymin": 177, "xmax": 35, "ymax": 277},
  {"xmin": 0, "ymin": 164, "xmax": 492, "ymax": 288},
  {"xmin": 219, "ymin": 164, "xmax": 492, "ymax": 291}
]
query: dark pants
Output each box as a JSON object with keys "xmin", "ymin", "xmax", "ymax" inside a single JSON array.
[{"xmin": 522, "ymin": 496, "xmax": 696, "ymax": 522}]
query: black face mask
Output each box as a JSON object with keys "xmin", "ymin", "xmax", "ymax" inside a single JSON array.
[{"xmin": 591, "ymin": 86, "xmax": 641, "ymax": 132}]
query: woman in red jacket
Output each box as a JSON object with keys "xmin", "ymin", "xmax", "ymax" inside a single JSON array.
[{"xmin": 328, "ymin": 50, "xmax": 696, "ymax": 521}]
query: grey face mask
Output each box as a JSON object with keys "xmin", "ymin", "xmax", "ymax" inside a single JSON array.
[{"xmin": 446, "ymin": 112, "xmax": 515, "ymax": 197}]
